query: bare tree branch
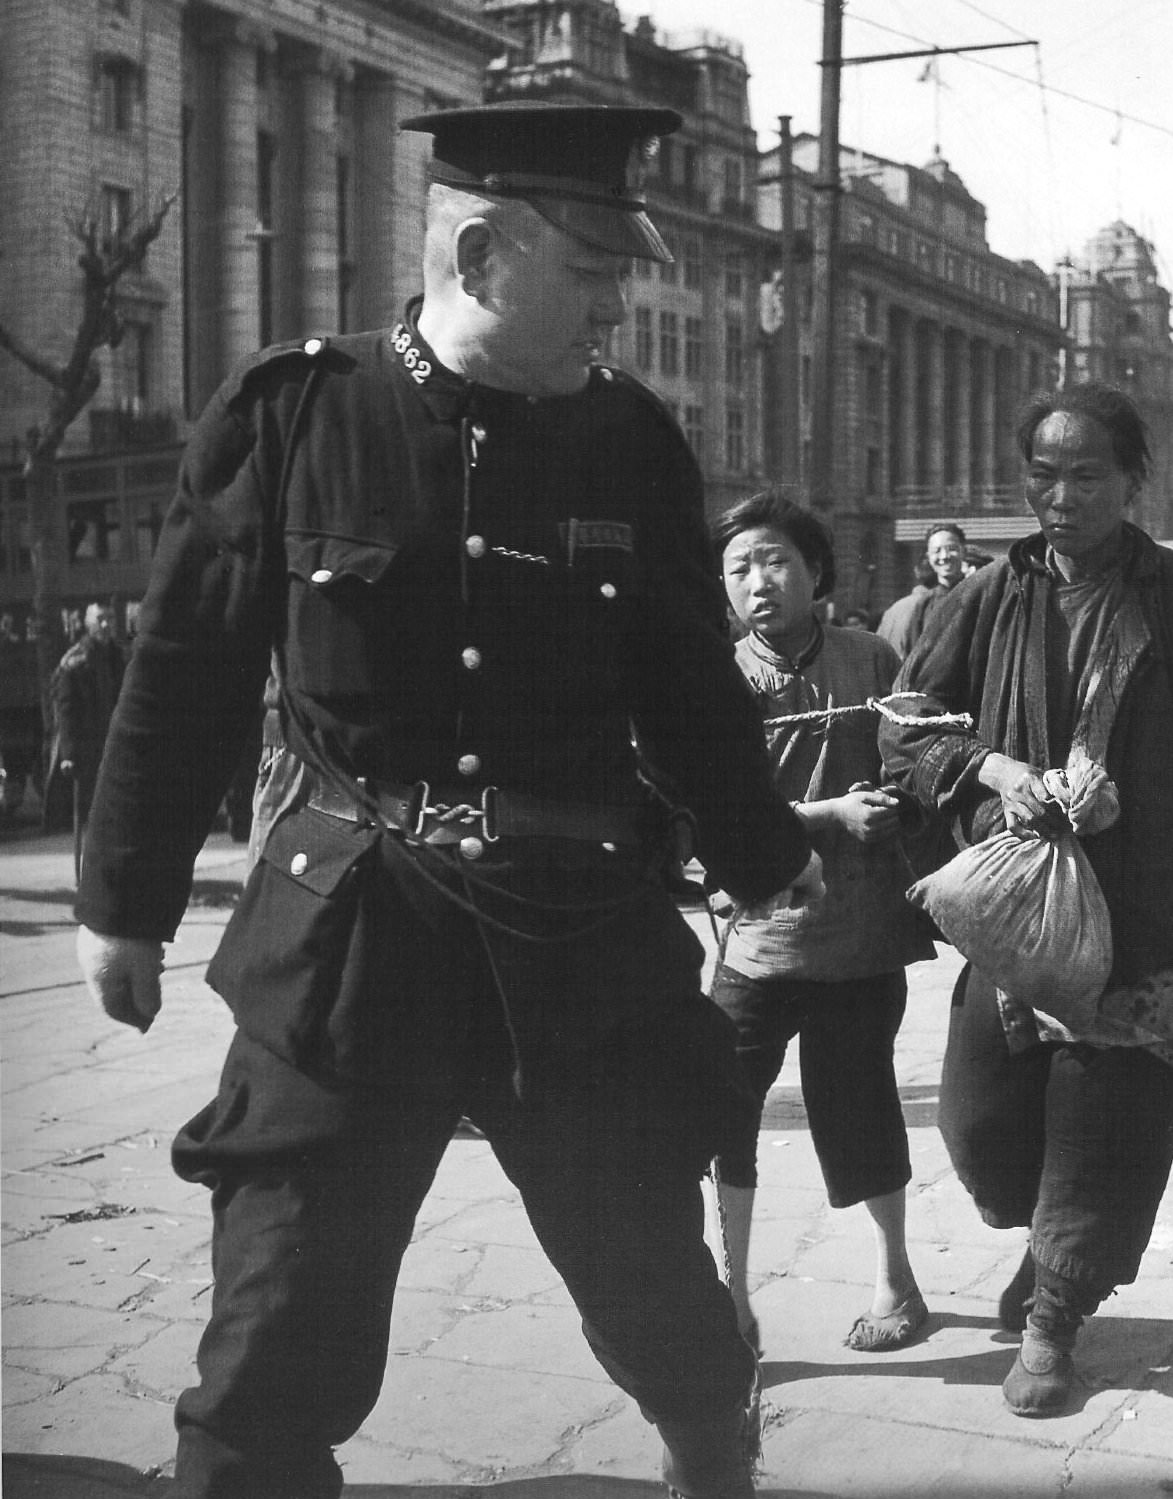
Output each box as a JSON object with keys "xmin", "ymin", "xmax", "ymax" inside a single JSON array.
[{"xmin": 0, "ymin": 320, "xmax": 67, "ymax": 390}]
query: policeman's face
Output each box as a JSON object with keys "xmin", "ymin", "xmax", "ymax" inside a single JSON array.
[
  {"xmin": 480, "ymin": 217, "xmax": 631, "ymax": 396},
  {"xmin": 1024, "ymin": 411, "xmax": 1138, "ymax": 564},
  {"xmin": 926, "ymin": 529, "xmax": 965, "ymax": 586},
  {"xmin": 722, "ymin": 525, "xmax": 820, "ymax": 645}
]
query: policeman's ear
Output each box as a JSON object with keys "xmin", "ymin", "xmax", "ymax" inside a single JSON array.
[{"xmin": 453, "ymin": 219, "xmax": 494, "ymax": 300}]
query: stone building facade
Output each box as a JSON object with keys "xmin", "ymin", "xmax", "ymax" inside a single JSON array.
[
  {"xmin": 1063, "ymin": 222, "xmax": 1173, "ymax": 541},
  {"xmin": 3, "ymin": 0, "xmax": 1163, "ymax": 636},
  {"xmin": 757, "ymin": 138, "xmax": 1063, "ymax": 614},
  {"xmin": 0, "ymin": 0, "xmax": 504, "ymax": 631},
  {"xmin": 485, "ymin": 1, "xmax": 781, "ymax": 519}
]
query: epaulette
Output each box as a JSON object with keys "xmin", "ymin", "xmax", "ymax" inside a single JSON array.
[
  {"xmin": 219, "ymin": 334, "xmax": 337, "ymax": 406},
  {"xmin": 592, "ymin": 363, "xmax": 678, "ymax": 427}
]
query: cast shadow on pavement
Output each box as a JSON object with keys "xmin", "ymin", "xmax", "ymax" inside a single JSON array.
[
  {"xmin": 761, "ymin": 1310, "xmax": 1173, "ymax": 1421},
  {"xmin": 1, "ymin": 1457, "xmax": 832, "ymax": 1499}
]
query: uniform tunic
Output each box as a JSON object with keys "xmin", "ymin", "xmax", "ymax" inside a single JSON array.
[{"xmin": 75, "ymin": 307, "xmax": 810, "ymax": 1499}]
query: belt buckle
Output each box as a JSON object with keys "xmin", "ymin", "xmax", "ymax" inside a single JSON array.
[
  {"xmin": 480, "ymin": 785, "xmax": 500, "ymax": 842},
  {"xmin": 408, "ymin": 780, "xmax": 431, "ymax": 836}
]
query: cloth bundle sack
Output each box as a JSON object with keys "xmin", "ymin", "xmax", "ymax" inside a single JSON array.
[{"xmin": 906, "ymin": 828, "xmax": 1112, "ymax": 1018}]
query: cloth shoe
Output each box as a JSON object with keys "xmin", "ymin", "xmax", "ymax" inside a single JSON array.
[
  {"xmin": 1001, "ymin": 1277, "xmax": 1084, "ymax": 1417},
  {"xmin": 845, "ymin": 1289, "xmax": 929, "ymax": 1352}
]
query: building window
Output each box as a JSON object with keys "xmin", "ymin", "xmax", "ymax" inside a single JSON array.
[
  {"xmin": 684, "ymin": 404, "xmax": 704, "ymax": 459},
  {"xmin": 67, "ymin": 498, "xmax": 122, "ymax": 562},
  {"xmin": 723, "ymin": 156, "xmax": 743, "ymax": 212},
  {"xmin": 659, "ymin": 311, "xmax": 679, "ymax": 377},
  {"xmin": 635, "ymin": 306, "xmax": 653, "ymax": 371},
  {"xmin": 725, "ymin": 405, "xmax": 745, "ymax": 472},
  {"xmin": 112, "ymin": 320, "xmax": 151, "ymax": 410},
  {"xmin": 865, "ymin": 360, "xmax": 881, "ymax": 420},
  {"xmin": 725, "ymin": 319, "xmax": 744, "ymax": 386},
  {"xmin": 683, "ymin": 236, "xmax": 703, "ymax": 290},
  {"xmin": 801, "ymin": 353, "xmax": 812, "ymax": 409},
  {"xmin": 685, "ymin": 317, "xmax": 704, "ymax": 379},
  {"xmin": 862, "ymin": 289, "xmax": 878, "ymax": 337},
  {"xmin": 132, "ymin": 500, "xmax": 164, "ymax": 562},
  {"xmin": 95, "ymin": 55, "xmax": 140, "ymax": 133},
  {"xmin": 660, "ymin": 254, "xmax": 678, "ymax": 285},
  {"xmin": 681, "ymin": 144, "xmax": 698, "ymax": 194},
  {"xmin": 100, "ymin": 185, "xmax": 133, "ymax": 252},
  {"xmin": 725, "ymin": 253, "xmax": 743, "ymax": 300},
  {"xmin": 865, "ymin": 446, "xmax": 881, "ymax": 496},
  {"xmin": 657, "ymin": 138, "xmax": 675, "ymax": 183}
]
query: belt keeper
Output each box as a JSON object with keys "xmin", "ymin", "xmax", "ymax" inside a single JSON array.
[
  {"xmin": 480, "ymin": 784, "xmax": 500, "ymax": 842},
  {"xmin": 409, "ymin": 779, "xmax": 431, "ymax": 836}
]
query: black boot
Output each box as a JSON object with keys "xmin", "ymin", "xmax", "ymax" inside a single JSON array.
[
  {"xmin": 1002, "ymin": 1273, "xmax": 1092, "ymax": 1418},
  {"xmin": 658, "ymin": 1401, "xmax": 756, "ymax": 1499}
]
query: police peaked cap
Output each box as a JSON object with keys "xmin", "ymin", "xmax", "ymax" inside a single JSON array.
[{"xmin": 400, "ymin": 101, "xmax": 681, "ymax": 263}]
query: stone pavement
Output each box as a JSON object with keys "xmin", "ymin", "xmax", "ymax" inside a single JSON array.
[{"xmin": 2, "ymin": 828, "xmax": 1172, "ymax": 1499}]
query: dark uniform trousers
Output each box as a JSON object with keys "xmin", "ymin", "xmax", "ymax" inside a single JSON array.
[{"xmin": 169, "ymin": 821, "xmax": 757, "ymax": 1499}]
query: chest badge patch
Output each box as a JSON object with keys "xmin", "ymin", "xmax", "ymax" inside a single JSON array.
[{"xmin": 560, "ymin": 520, "xmax": 634, "ymax": 564}]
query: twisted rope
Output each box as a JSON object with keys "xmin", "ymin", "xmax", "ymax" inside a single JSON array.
[{"xmin": 762, "ymin": 690, "xmax": 973, "ymax": 731}]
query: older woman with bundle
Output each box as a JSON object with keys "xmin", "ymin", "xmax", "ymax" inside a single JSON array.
[{"xmin": 880, "ymin": 382, "xmax": 1173, "ymax": 1417}]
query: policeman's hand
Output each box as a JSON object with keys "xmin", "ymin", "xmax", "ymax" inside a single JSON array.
[
  {"xmin": 977, "ymin": 752, "xmax": 1063, "ymax": 838},
  {"xmin": 781, "ymin": 849, "xmax": 825, "ymax": 908},
  {"xmin": 77, "ymin": 926, "xmax": 164, "ymax": 1033},
  {"xmin": 836, "ymin": 783, "xmax": 902, "ymax": 844}
]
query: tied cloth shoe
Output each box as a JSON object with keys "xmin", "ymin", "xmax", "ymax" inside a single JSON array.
[
  {"xmin": 1002, "ymin": 1278, "xmax": 1085, "ymax": 1417},
  {"xmin": 845, "ymin": 1290, "xmax": 929, "ymax": 1352},
  {"xmin": 998, "ymin": 1246, "xmax": 1035, "ymax": 1333},
  {"xmin": 1002, "ymin": 1329, "xmax": 1075, "ymax": 1416}
]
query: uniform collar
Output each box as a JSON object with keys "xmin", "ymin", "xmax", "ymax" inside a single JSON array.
[
  {"xmin": 386, "ymin": 297, "xmax": 471, "ymax": 423},
  {"xmin": 388, "ymin": 296, "xmax": 608, "ymax": 423}
]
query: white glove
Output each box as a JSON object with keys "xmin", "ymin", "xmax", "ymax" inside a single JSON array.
[{"xmin": 77, "ymin": 926, "xmax": 164, "ymax": 1033}]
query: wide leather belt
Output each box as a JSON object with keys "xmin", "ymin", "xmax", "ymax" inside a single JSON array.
[{"xmin": 307, "ymin": 776, "xmax": 645, "ymax": 847}]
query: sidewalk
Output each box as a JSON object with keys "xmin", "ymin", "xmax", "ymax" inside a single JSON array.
[{"xmin": 3, "ymin": 831, "xmax": 1171, "ymax": 1498}]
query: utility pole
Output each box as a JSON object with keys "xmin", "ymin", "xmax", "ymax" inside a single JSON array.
[
  {"xmin": 807, "ymin": 0, "xmax": 843, "ymax": 512},
  {"xmin": 805, "ymin": 1, "xmax": 1036, "ymax": 516},
  {"xmin": 1056, "ymin": 254, "xmax": 1074, "ymax": 386},
  {"xmin": 777, "ymin": 114, "xmax": 801, "ymax": 488}
]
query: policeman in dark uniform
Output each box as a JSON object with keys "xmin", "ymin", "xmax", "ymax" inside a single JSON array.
[{"xmin": 76, "ymin": 103, "xmax": 822, "ymax": 1499}]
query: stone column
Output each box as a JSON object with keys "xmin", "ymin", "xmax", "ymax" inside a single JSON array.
[
  {"xmin": 954, "ymin": 331, "xmax": 972, "ymax": 503},
  {"xmin": 926, "ymin": 321, "xmax": 945, "ymax": 495},
  {"xmin": 976, "ymin": 340, "xmax": 996, "ymax": 491},
  {"xmin": 217, "ymin": 22, "xmax": 269, "ymax": 370},
  {"xmin": 293, "ymin": 48, "xmax": 348, "ymax": 336},
  {"xmin": 353, "ymin": 68, "xmax": 399, "ymax": 329},
  {"xmin": 899, "ymin": 312, "xmax": 917, "ymax": 493}
]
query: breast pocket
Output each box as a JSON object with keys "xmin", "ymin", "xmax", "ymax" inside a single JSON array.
[{"xmin": 285, "ymin": 532, "xmax": 400, "ymax": 696}]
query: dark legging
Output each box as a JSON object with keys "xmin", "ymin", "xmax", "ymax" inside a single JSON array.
[
  {"xmin": 168, "ymin": 1027, "xmax": 754, "ymax": 1499},
  {"xmin": 939, "ymin": 965, "xmax": 1173, "ymax": 1297}
]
